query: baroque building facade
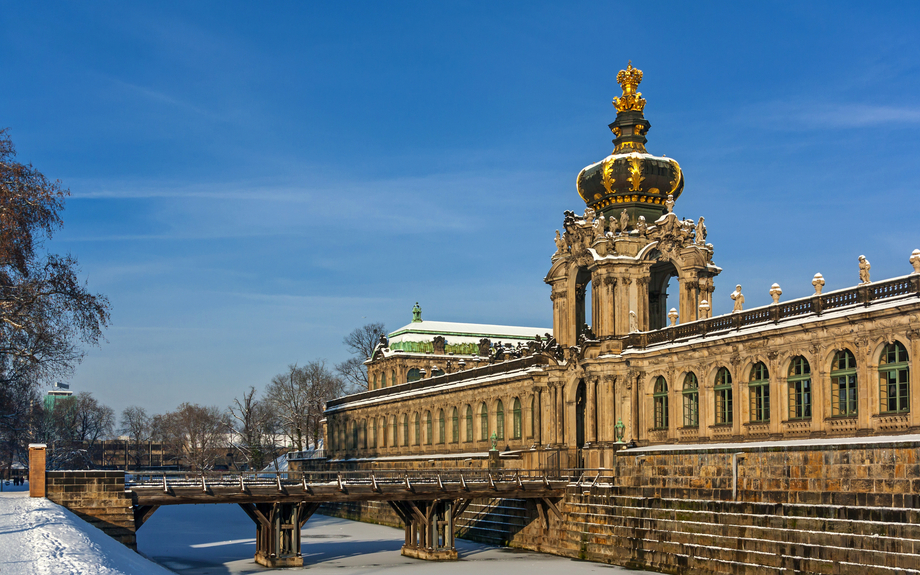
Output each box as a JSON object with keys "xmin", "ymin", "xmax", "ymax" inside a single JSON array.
[{"xmin": 323, "ymin": 64, "xmax": 920, "ymax": 469}]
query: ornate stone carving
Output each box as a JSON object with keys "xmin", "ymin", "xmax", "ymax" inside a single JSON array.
[
  {"xmin": 665, "ymin": 194, "xmax": 674, "ymax": 214},
  {"xmin": 696, "ymin": 216, "xmax": 707, "ymax": 245},
  {"xmin": 637, "ymin": 215, "xmax": 648, "ymax": 238},
  {"xmin": 478, "ymin": 338, "xmax": 491, "ymax": 357},
  {"xmin": 552, "ymin": 230, "xmax": 568, "ymax": 260},
  {"xmin": 812, "ymin": 273, "xmax": 825, "ymax": 295},
  {"xmin": 770, "ymin": 283, "xmax": 782, "ymax": 305},
  {"xmin": 730, "ymin": 285, "xmax": 744, "ymax": 312},
  {"xmin": 433, "ymin": 335, "xmax": 446, "ymax": 354},
  {"xmin": 629, "ymin": 310, "xmax": 638, "ymax": 333},
  {"xmin": 619, "ymin": 209, "xmax": 629, "ymax": 235},
  {"xmin": 858, "ymin": 255, "xmax": 871, "ymax": 284},
  {"xmin": 911, "ymin": 249, "xmax": 920, "ymax": 275},
  {"xmin": 668, "ymin": 308, "xmax": 679, "ymax": 327}
]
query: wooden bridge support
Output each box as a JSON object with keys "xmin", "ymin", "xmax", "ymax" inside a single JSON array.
[
  {"xmin": 389, "ymin": 499, "xmax": 471, "ymax": 561},
  {"xmin": 239, "ymin": 502, "xmax": 321, "ymax": 568}
]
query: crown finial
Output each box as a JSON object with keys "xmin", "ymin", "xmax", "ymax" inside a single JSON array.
[{"xmin": 613, "ymin": 61, "xmax": 646, "ymax": 113}]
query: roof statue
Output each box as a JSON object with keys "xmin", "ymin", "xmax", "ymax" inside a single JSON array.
[{"xmin": 411, "ymin": 302, "xmax": 422, "ymax": 323}]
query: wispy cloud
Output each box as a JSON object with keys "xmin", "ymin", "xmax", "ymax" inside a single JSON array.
[{"xmin": 738, "ymin": 102, "xmax": 920, "ymax": 130}]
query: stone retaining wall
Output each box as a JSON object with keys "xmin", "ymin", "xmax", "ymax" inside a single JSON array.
[{"xmin": 45, "ymin": 471, "xmax": 137, "ymax": 549}]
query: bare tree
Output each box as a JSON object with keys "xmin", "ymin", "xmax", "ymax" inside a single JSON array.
[
  {"xmin": 159, "ymin": 403, "xmax": 230, "ymax": 471},
  {"xmin": 229, "ymin": 387, "xmax": 280, "ymax": 471},
  {"xmin": 335, "ymin": 322, "xmax": 385, "ymax": 390},
  {"xmin": 120, "ymin": 406, "xmax": 151, "ymax": 468},
  {"xmin": 266, "ymin": 361, "xmax": 345, "ymax": 452},
  {"xmin": 47, "ymin": 391, "xmax": 114, "ymax": 469}
]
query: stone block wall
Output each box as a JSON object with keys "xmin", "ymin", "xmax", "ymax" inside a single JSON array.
[{"xmin": 45, "ymin": 471, "xmax": 137, "ymax": 549}]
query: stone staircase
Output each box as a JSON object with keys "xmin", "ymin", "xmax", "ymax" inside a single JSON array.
[
  {"xmin": 455, "ymin": 498, "xmax": 531, "ymax": 546},
  {"xmin": 560, "ymin": 489, "xmax": 920, "ymax": 575}
]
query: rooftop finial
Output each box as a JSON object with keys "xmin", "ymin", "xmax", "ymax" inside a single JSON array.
[
  {"xmin": 613, "ymin": 61, "xmax": 646, "ymax": 113},
  {"xmin": 411, "ymin": 302, "xmax": 422, "ymax": 323}
]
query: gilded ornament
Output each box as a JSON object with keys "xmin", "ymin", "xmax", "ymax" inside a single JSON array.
[
  {"xmin": 601, "ymin": 158, "xmax": 616, "ymax": 194},
  {"xmin": 628, "ymin": 157, "xmax": 645, "ymax": 192},
  {"xmin": 613, "ymin": 61, "xmax": 647, "ymax": 113}
]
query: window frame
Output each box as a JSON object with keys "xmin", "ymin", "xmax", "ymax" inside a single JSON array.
[
  {"xmin": 830, "ymin": 349, "xmax": 858, "ymax": 417},
  {"xmin": 879, "ymin": 342, "xmax": 910, "ymax": 414},
  {"xmin": 714, "ymin": 367, "xmax": 733, "ymax": 426},
  {"xmin": 682, "ymin": 372, "xmax": 699, "ymax": 428},
  {"xmin": 748, "ymin": 362, "xmax": 770, "ymax": 423},
  {"xmin": 653, "ymin": 376, "xmax": 669, "ymax": 429}
]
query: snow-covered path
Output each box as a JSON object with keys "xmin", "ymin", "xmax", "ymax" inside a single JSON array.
[{"xmin": 0, "ymin": 489, "xmax": 172, "ymax": 575}]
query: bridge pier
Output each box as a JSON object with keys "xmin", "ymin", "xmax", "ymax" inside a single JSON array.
[
  {"xmin": 239, "ymin": 501, "xmax": 321, "ymax": 568},
  {"xmin": 389, "ymin": 499, "xmax": 471, "ymax": 561}
]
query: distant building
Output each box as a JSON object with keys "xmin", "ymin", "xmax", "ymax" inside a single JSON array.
[{"xmin": 43, "ymin": 382, "xmax": 73, "ymax": 413}]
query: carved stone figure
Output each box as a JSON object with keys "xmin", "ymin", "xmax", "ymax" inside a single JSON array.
[
  {"xmin": 636, "ymin": 215, "xmax": 648, "ymax": 237},
  {"xmin": 478, "ymin": 338, "xmax": 491, "ymax": 357},
  {"xmin": 730, "ymin": 285, "xmax": 744, "ymax": 312},
  {"xmin": 769, "ymin": 283, "xmax": 782, "ymax": 305},
  {"xmin": 553, "ymin": 230, "xmax": 567, "ymax": 258},
  {"xmin": 858, "ymin": 255, "xmax": 871, "ymax": 284},
  {"xmin": 665, "ymin": 194, "xmax": 675, "ymax": 214},
  {"xmin": 593, "ymin": 215, "xmax": 607, "ymax": 241},
  {"xmin": 696, "ymin": 216, "xmax": 707, "ymax": 245},
  {"xmin": 608, "ymin": 217, "xmax": 618, "ymax": 236},
  {"xmin": 379, "ymin": 334, "xmax": 389, "ymax": 347},
  {"xmin": 629, "ymin": 310, "xmax": 638, "ymax": 333},
  {"xmin": 433, "ymin": 335, "xmax": 446, "ymax": 354},
  {"xmin": 619, "ymin": 210, "xmax": 629, "ymax": 235},
  {"xmin": 583, "ymin": 207, "xmax": 595, "ymax": 224},
  {"xmin": 911, "ymin": 249, "xmax": 920, "ymax": 274}
]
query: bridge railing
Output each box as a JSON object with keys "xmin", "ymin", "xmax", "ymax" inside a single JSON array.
[{"xmin": 125, "ymin": 467, "xmax": 569, "ymax": 490}]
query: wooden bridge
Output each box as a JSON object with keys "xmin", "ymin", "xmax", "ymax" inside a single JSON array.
[{"xmin": 128, "ymin": 469, "xmax": 566, "ymax": 567}]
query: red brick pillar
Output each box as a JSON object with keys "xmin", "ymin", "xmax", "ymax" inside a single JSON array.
[{"xmin": 28, "ymin": 444, "xmax": 46, "ymax": 498}]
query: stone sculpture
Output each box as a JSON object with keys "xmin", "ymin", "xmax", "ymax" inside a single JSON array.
[
  {"xmin": 607, "ymin": 217, "xmax": 618, "ymax": 236},
  {"xmin": 619, "ymin": 210, "xmax": 629, "ymax": 235},
  {"xmin": 699, "ymin": 299, "xmax": 710, "ymax": 318},
  {"xmin": 812, "ymin": 273, "xmax": 825, "ymax": 295},
  {"xmin": 696, "ymin": 216, "xmax": 707, "ymax": 245},
  {"xmin": 553, "ymin": 230, "xmax": 567, "ymax": 257},
  {"xmin": 583, "ymin": 207, "xmax": 595, "ymax": 224},
  {"xmin": 637, "ymin": 215, "xmax": 648, "ymax": 237},
  {"xmin": 629, "ymin": 310, "xmax": 638, "ymax": 333},
  {"xmin": 911, "ymin": 249, "xmax": 920, "ymax": 274},
  {"xmin": 858, "ymin": 255, "xmax": 871, "ymax": 284},
  {"xmin": 668, "ymin": 308, "xmax": 679, "ymax": 327},
  {"xmin": 478, "ymin": 338, "xmax": 491, "ymax": 357},
  {"xmin": 665, "ymin": 194, "xmax": 675, "ymax": 214},
  {"xmin": 593, "ymin": 215, "xmax": 607, "ymax": 241},
  {"xmin": 730, "ymin": 285, "xmax": 744, "ymax": 312}
]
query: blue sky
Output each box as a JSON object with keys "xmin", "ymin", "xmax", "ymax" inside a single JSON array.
[{"xmin": 2, "ymin": 2, "xmax": 919, "ymax": 417}]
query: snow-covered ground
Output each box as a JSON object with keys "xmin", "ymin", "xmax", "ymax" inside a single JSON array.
[
  {"xmin": 0, "ymin": 488, "xmax": 173, "ymax": 575},
  {"xmin": 1, "ymin": 484, "xmax": 633, "ymax": 574}
]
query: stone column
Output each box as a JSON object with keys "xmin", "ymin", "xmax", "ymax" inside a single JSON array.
[
  {"xmin": 636, "ymin": 277, "xmax": 650, "ymax": 332},
  {"xmin": 586, "ymin": 378, "xmax": 597, "ymax": 445},
  {"xmin": 555, "ymin": 383, "xmax": 565, "ymax": 446},
  {"xmin": 911, "ymin": 331, "xmax": 920, "ymax": 429},
  {"xmin": 534, "ymin": 388, "xmax": 543, "ymax": 445},
  {"xmin": 811, "ymin": 347, "xmax": 826, "ymax": 435},
  {"xmin": 857, "ymin": 339, "xmax": 871, "ymax": 433}
]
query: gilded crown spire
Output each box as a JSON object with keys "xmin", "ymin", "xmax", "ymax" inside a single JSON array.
[{"xmin": 613, "ymin": 61, "xmax": 646, "ymax": 113}]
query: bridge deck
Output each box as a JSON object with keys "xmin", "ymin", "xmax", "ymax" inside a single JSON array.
[{"xmin": 129, "ymin": 470, "xmax": 567, "ymax": 506}]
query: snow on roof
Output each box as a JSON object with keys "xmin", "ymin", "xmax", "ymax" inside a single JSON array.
[
  {"xmin": 326, "ymin": 365, "xmax": 545, "ymax": 413},
  {"xmin": 388, "ymin": 320, "xmax": 551, "ymax": 344}
]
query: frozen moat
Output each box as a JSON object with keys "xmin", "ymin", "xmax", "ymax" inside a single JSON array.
[{"xmin": 139, "ymin": 503, "xmax": 633, "ymax": 574}]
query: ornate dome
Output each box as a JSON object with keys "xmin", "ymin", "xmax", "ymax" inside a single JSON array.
[{"xmin": 576, "ymin": 63, "xmax": 683, "ymax": 223}]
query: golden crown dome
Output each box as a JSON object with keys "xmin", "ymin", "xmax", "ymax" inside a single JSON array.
[{"xmin": 576, "ymin": 62, "xmax": 683, "ymax": 223}]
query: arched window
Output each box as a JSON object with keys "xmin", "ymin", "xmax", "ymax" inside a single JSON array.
[
  {"xmin": 414, "ymin": 413, "xmax": 420, "ymax": 445},
  {"xmin": 391, "ymin": 370, "xmax": 396, "ymax": 387},
  {"xmin": 880, "ymin": 342, "xmax": 910, "ymax": 413},
  {"xmin": 749, "ymin": 362, "xmax": 770, "ymax": 423},
  {"xmin": 381, "ymin": 371, "xmax": 387, "ymax": 388},
  {"xmin": 352, "ymin": 421, "xmax": 358, "ymax": 449},
  {"xmin": 683, "ymin": 373, "xmax": 699, "ymax": 427},
  {"xmin": 401, "ymin": 415, "xmax": 408, "ymax": 446},
  {"xmin": 407, "ymin": 368, "xmax": 422, "ymax": 383},
  {"xmin": 831, "ymin": 349, "xmax": 858, "ymax": 417},
  {"xmin": 425, "ymin": 411, "xmax": 432, "ymax": 445},
  {"xmin": 788, "ymin": 356, "xmax": 812, "ymax": 419},
  {"xmin": 715, "ymin": 368, "xmax": 733, "ymax": 425},
  {"xmin": 653, "ymin": 376, "xmax": 669, "ymax": 429},
  {"xmin": 431, "ymin": 368, "xmax": 445, "ymax": 378},
  {"xmin": 438, "ymin": 410, "xmax": 445, "ymax": 444},
  {"xmin": 496, "ymin": 400, "xmax": 505, "ymax": 440},
  {"xmin": 372, "ymin": 374, "xmax": 377, "ymax": 390},
  {"xmin": 377, "ymin": 417, "xmax": 384, "ymax": 448},
  {"xmin": 465, "ymin": 405, "xmax": 473, "ymax": 442},
  {"xmin": 451, "ymin": 408, "xmax": 459, "ymax": 443},
  {"xmin": 389, "ymin": 416, "xmax": 396, "ymax": 447},
  {"xmin": 512, "ymin": 398, "xmax": 522, "ymax": 439},
  {"xmin": 480, "ymin": 402, "xmax": 489, "ymax": 441},
  {"xmin": 362, "ymin": 420, "xmax": 368, "ymax": 449}
]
